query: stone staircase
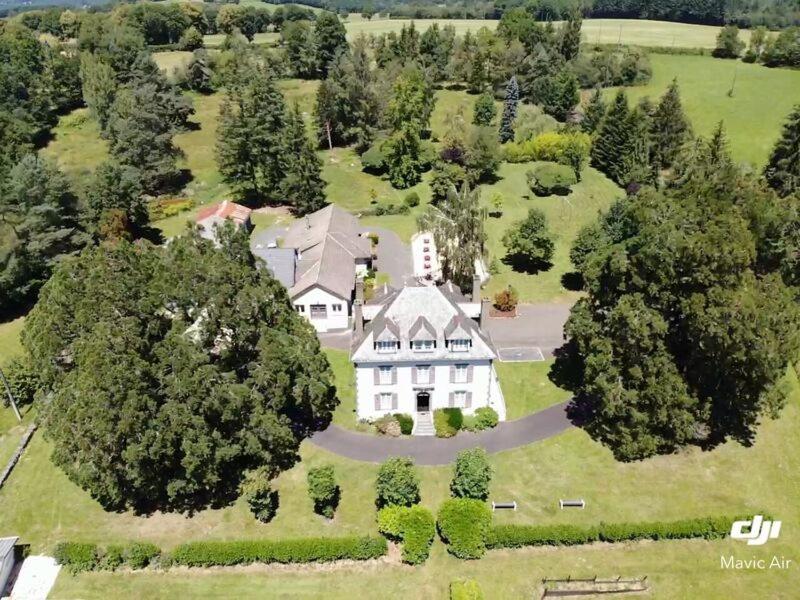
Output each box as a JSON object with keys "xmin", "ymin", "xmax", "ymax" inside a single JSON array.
[{"xmin": 413, "ymin": 411, "xmax": 435, "ymax": 436}]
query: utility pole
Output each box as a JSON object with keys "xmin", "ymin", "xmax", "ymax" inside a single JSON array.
[{"xmin": 0, "ymin": 366, "xmax": 22, "ymax": 422}]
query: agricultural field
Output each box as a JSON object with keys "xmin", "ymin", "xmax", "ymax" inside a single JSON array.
[
  {"xmin": 613, "ymin": 54, "xmax": 800, "ymax": 167},
  {"xmin": 2, "ymin": 364, "xmax": 798, "ymax": 597}
]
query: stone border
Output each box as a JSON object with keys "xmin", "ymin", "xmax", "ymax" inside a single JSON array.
[{"xmin": 0, "ymin": 424, "xmax": 37, "ymax": 489}]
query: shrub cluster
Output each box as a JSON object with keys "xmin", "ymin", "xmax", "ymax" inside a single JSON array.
[
  {"xmin": 527, "ymin": 164, "xmax": 577, "ymax": 196},
  {"xmin": 170, "ymin": 536, "xmax": 387, "ymax": 567},
  {"xmin": 375, "ymin": 457, "xmax": 420, "ymax": 507},
  {"xmin": 450, "ymin": 449, "xmax": 493, "ymax": 501},
  {"xmin": 504, "ymin": 131, "xmax": 590, "ymax": 166},
  {"xmin": 493, "ymin": 286, "xmax": 519, "ymax": 313},
  {"xmin": 148, "ymin": 197, "xmax": 193, "ymax": 220},
  {"xmin": 436, "ymin": 498, "xmax": 492, "ymax": 559},
  {"xmin": 434, "ymin": 408, "xmax": 463, "ymax": 438},
  {"xmin": 375, "ymin": 414, "xmax": 402, "ymax": 437},
  {"xmin": 450, "ymin": 578, "xmax": 485, "ymax": 599},
  {"xmin": 462, "ymin": 407, "xmax": 499, "ymax": 432},
  {"xmin": 486, "ymin": 516, "xmax": 750, "ymax": 549},
  {"xmin": 363, "ymin": 202, "xmax": 412, "ymax": 217},
  {"xmin": 377, "ymin": 505, "xmax": 435, "ymax": 565},
  {"xmin": 54, "ymin": 541, "xmax": 161, "ymax": 573}
]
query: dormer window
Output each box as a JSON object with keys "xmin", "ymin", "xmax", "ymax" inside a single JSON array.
[
  {"xmin": 412, "ymin": 340, "xmax": 435, "ymax": 352},
  {"xmin": 449, "ymin": 339, "xmax": 470, "ymax": 352},
  {"xmin": 376, "ymin": 340, "xmax": 399, "ymax": 353}
]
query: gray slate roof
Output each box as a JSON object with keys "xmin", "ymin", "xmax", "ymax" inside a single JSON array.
[
  {"xmin": 282, "ymin": 205, "xmax": 372, "ymax": 300},
  {"xmin": 351, "ymin": 285, "xmax": 496, "ymax": 363},
  {"xmin": 0, "ymin": 537, "xmax": 17, "ymax": 559},
  {"xmin": 255, "ymin": 247, "xmax": 297, "ymax": 289}
]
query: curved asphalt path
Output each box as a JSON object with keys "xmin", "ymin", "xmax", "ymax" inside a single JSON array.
[{"xmin": 309, "ymin": 401, "xmax": 572, "ymax": 465}]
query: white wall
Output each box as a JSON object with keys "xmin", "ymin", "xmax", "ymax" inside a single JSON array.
[
  {"xmin": 354, "ymin": 359, "xmax": 505, "ymax": 421},
  {"xmin": 293, "ymin": 286, "xmax": 350, "ymax": 332}
]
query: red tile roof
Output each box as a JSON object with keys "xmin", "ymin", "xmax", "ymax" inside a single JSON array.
[{"xmin": 196, "ymin": 200, "xmax": 252, "ymax": 224}]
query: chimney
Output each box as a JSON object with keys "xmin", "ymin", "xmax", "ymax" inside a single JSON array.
[
  {"xmin": 472, "ymin": 273, "xmax": 481, "ymax": 302},
  {"xmin": 353, "ymin": 300, "xmax": 363, "ymax": 334},
  {"xmin": 480, "ymin": 298, "xmax": 490, "ymax": 327},
  {"xmin": 355, "ymin": 277, "xmax": 364, "ymax": 303}
]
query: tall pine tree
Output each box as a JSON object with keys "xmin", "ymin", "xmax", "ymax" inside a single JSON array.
[
  {"xmin": 281, "ymin": 104, "xmax": 327, "ymax": 215},
  {"xmin": 314, "ymin": 12, "xmax": 347, "ymax": 78},
  {"xmin": 581, "ymin": 86, "xmax": 606, "ymax": 134},
  {"xmin": 650, "ymin": 79, "xmax": 692, "ymax": 170},
  {"xmin": 764, "ymin": 104, "xmax": 800, "ymax": 197},
  {"xmin": 216, "ymin": 69, "xmax": 287, "ymax": 205},
  {"xmin": 591, "ymin": 90, "xmax": 632, "ymax": 185},
  {"xmin": 499, "ymin": 76, "xmax": 519, "ymax": 143}
]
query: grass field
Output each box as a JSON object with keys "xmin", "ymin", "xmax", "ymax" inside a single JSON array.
[
  {"xmin": 0, "ymin": 316, "xmax": 24, "ymax": 368},
  {"xmin": 340, "ymin": 17, "xmax": 748, "ymax": 49},
  {"xmin": 5, "ymin": 365, "xmax": 797, "ymax": 597},
  {"xmin": 495, "ymin": 359, "xmax": 571, "ymax": 420},
  {"xmin": 612, "ymin": 54, "xmax": 800, "ymax": 167}
]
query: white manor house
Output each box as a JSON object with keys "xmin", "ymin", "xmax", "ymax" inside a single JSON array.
[{"xmin": 351, "ymin": 283, "xmax": 506, "ymax": 434}]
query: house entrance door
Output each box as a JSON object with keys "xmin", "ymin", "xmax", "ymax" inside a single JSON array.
[{"xmin": 416, "ymin": 391, "xmax": 430, "ymax": 412}]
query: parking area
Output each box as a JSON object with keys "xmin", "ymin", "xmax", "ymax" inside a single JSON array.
[
  {"xmin": 485, "ymin": 303, "xmax": 572, "ymax": 360},
  {"xmin": 497, "ymin": 346, "xmax": 545, "ymax": 362}
]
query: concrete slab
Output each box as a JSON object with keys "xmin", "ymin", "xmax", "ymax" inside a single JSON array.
[{"xmin": 498, "ymin": 346, "xmax": 545, "ymax": 362}]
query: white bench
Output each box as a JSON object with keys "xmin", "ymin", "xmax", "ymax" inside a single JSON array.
[
  {"xmin": 492, "ymin": 501, "xmax": 517, "ymax": 511},
  {"xmin": 559, "ymin": 499, "xmax": 586, "ymax": 509}
]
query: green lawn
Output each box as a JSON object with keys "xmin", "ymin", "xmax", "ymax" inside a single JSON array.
[
  {"xmin": 343, "ymin": 17, "xmax": 748, "ymax": 49},
  {"xmin": 481, "ymin": 163, "xmax": 622, "ymax": 303},
  {"xmin": 0, "ymin": 316, "xmax": 24, "ymax": 368},
  {"xmin": 497, "ymin": 359, "xmax": 571, "ymax": 420},
  {"xmin": 610, "ymin": 54, "xmax": 800, "ymax": 167},
  {"xmin": 30, "ymin": 365, "xmax": 800, "ymax": 597}
]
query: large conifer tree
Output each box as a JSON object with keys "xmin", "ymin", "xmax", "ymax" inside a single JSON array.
[
  {"xmin": 216, "ymin": 69, "xmax": 287, "ymax": 205},
  {"xmin": 281, "ymin": 105, "xmax": 327, "ymax": 215},
  {"xmin": 581, "ymin": 86, "xmax": 605, "ymax": 134},
  {"xmin": 591, "ymin": 90, "xmax": 632, "ymax": 185},
  {"xmin": 499, "ymin": 76, "xmax": 519, "ymax": 143},
  {"xmin": 650, "ymin": 79, "xmax": 692, "ymax": 170},
  {"xmin": 764, "ymin": 104, "xmax": 800, "ymax": 197}
]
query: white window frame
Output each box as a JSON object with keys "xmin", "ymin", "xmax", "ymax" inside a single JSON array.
[
  {"xmin": 376, "ymin": 340, "xmax": 398, "ymax": 353},
  {"xmin": 332, "ymin": 303, "xmax": 343, "ymax": 312},
  {"xmin": 378, "ymin": 392, "xmax": 393, "ymax": 410},
  {"xmin": 453, "ymin": 390, "xmax": 467, "ymax": 408},
  {"xmin": 450, "ymin": 339, "xmax": 470, "ymax": 352},
  {"xmin": 416, "ymin": 365, "xmax": 431, "ymax": 384},
  {"xmin": 294, "ymin": 304, "xmax": 305, "ymax": 313},
  {"xmin": 309, "ymin": 304, "xmax": 327, "ymax": 319},
  {"xmin": 454, "ymin": 364, "xmax": 468, "ymax": 384},
  {"xmin": 412, "ymin": 339, "xmax": 435, "ymax": 352},
  {"xmin": 379, "ymin": 365, "xmax": 393, "ymax": 385}
]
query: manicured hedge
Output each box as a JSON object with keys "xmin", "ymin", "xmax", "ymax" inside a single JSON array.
[
  {"xmin": 54, "ymin": 542, "xmax": 99, "ymax": 573},
  {"xmin": 377, "ymin": 505, "xmax": 436, "ymax": 565},
  {"xmin": 450, "ymin": 578, "xmax": 485, "ymax": 599},
  {"xmin": 170, "ymin": 536, "xmax": 388, "ymax": 567},
  {"xmin": 486, "ymin": 516, "xmax": 752, "ymax": 549},
  {"xmin": 434, "ymin": 408, "xmax": 463, "ymax": 437},
  {"xmin": 437, "ymin": 499, "xmax": 492, "ymax": 559}
]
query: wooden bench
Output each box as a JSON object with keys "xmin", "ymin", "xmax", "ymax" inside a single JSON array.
[
  {"xmin": 492, "ymin": 501, "xmax": 517, "ymax": 511},
  {"xmin": 559, "ymin": 499, "xmax": 585, "ymax": 509}
]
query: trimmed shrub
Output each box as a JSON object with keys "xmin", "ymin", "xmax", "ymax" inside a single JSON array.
[
  {"xmin": 54, "ymin": 542, "xmax": 99, "ymax": 573},
  {"xmin": 377, "ymin": 505, "xmax": 406, "ymax": 540},
  {"xmin": 527, "ymin": 163, "xmax": 577, "ymax": 196},
  {"xmin": 461, "ymin": 414, "xmax": 478, "ymax": 431},
  {"xmin": 375, "ymin": 457, "xmax": 420, "ymax": 507},
  {"xmin": 486, "ymin": 516, "xmax": 752, "ymax": 549},
  {"xmin": 377, "ymin": 505, "xmax": 436, "ymax": 564},
  {"xmin": 394, "ymin": 413, "xmax": 414, "ymax": 435},
  {"xmin": 307, "ymin": 465, "xmax": 340, "ymax": 519},
  {"xmin": 474, "ymin": 407, "xmax": 499, "ymax": 430},
  {"xmin": 493, "ymin": 286, "xmax": 519, "ymax": 313},
  {"xmin": 100, "ymin": 545, "xmax": 124, "ymax": 571},
  {"xmin": 170, "ymin": 536, "xmax": 387, "ymax": 567},
  {"xmin": 434, "ymin": 408, "xmax": 463, "ymax": 438},
  {"xmin": 451, "ymin": 578, "xmax": 485, "ymax": 599},
  {"xmin": 404, "ymin": 191, "xmax": 421, "ymax": 208},
  {"xmin": 242, "ymin": 470, "xmax": 279, "ymax": 523},
  {"xmin": 503, "ymin": 131, "xmax": 590, "ymax": 165},
  {"xmin": 437, "ymin": 498, "xmax": 492, "ymax": 559},
  {"xmin": 361, "ymin": 144, "xmax": 386, "ymax": 173},
  {"xmin": 124, "ymin": 542, "xmax": 160, "ymax": 569},
  {"xmin": 450, "ymin": 448, "xmax": 492, "ymax": 501},
  {"xmin": 375, "ymin": 414, "xmax": 401, "ymax": 437}
]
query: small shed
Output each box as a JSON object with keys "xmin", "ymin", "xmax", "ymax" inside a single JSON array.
[{"xmin": 0, "ymin": 536, "xmax": 18, "ymax": 597}]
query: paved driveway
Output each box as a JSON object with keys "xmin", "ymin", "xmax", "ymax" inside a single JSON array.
[
  {"xmin": 485, "ymin": 303, "xmax": 573, "ymax": 359},
  {"xmin": 360, "ymin": 226, "xmax": 415, "ymax": 288},
  {"xmin": 310, "ymin": 401, "xmax": 572, "ymax": 465}
]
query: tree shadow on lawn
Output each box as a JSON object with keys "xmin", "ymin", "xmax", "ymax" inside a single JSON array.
[
  {"xmin": 561, "ymin": 271, "xmax": 584, "ymax": 291},
  {"xmin": 547, "ymin": 339, "xmax": 590, "ymax": 428},
  {"xmin": 502, "ymin": 253, "xmax": 553, "ymax": 275}
]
